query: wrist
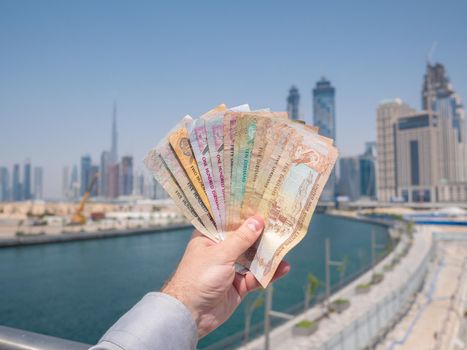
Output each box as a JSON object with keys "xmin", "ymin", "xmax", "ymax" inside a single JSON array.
[{"xmin": 162, "ymin": 282, "xmax": 201, "ymax": 334}]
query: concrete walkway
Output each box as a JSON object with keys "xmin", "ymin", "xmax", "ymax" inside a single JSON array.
[
  {"xmin": 376, "ymin": 227, "xmax": 467, "ymax": 350},
  {"xmin": 239, "ymin": 225, "xmax": 433, "ymax": 350}
]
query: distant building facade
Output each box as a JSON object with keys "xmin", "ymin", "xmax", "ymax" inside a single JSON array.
[
  {"xmin": 70, "ymin": 165, "xmax": 79, "ymax": 199},
  {"xmin": 359, "ymin": 142, "xmax": 377, "ymax": 198},
  {"xmin": 100, "ymin": 151, "xmax": 110, "ymax": 197},
  {"xmin": 80, "ymin": 155, "xmax": 92, "ymax": 196},
  {"xmin": 12, "ymin": 164, "xmax": 22, "ymax": 201},
  {"xmin": 313, "ymin": 77, "xmax": 336, "ymax": 201},
  {"xmin": 422, "ymin": 63, "xmax": 467, "ymax": 184},
  {"xmin": 89, "ymin": 165, "xmax": 99, "ymax": 196},
  {"xmin": 376, "ymin": 99, "xmax": 416, "ymax": 202},
  {"xmin": 338, "ymin": 142, "xmax": 377, "ymax": 201},
  {"xmin": 395, "ymin": 111, "xmax": 439, "ymax": 202},
  {"xmin": 287, "ymin": 86, "xmax": 300, "ymax": 121},
  {"xmin": 108, "ymin": 163, "xmax": 120, "ymax": 198},
  {"xmin": 338, "ymin": 157, "xmax": 360, "ymax": 201},
  {"xmin": 23, "ymin": 160, "xmax": 32, "ymax": 200},
  {"xmin": 120, "ymin": 156, "xmax": 134, "ymax": 196},
  {"xmin": 0, "ymin": 167, "xmax": 9, "ymax": 201},
  {"xmin": 376, "ymin": 62, "xmax": 467, "ymax": 203}
]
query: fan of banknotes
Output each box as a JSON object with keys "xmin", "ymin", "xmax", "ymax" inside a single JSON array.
[{"xmin": 144, "ymin": 104, "xmax": 338, "ymax": 286}]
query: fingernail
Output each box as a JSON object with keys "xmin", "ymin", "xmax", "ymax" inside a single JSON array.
[{"xmin": 246, "ymin": 218, "xmax": 262, "ymax": 232}]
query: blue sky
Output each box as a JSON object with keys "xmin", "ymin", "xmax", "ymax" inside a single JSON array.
[{"xmin": 1, "ymin": 0, "xmax": 466, "ymax": 197}]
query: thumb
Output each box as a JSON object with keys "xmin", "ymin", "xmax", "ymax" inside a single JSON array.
[{"xmin": 219, "ymin": 215, "xmax": 264, "ymax": 262}]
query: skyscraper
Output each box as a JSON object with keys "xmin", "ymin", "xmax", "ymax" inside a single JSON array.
[
  {"xmin": 90, "ymin": 165, "xmax": 99, "ymax": 197},
  {"xmin": 338, "ymin": 142, "xmax": 377, "ymax": 201},
  {"xmin": 23, "ymin": 160, "xmax": 32, "ymax": 200},
  {"xmin": 0, "ymin": 167, "xmax": 10, "ymax": 201},
  {"xmin": 338, "ymin": 157, "xmax": 360, "ymax": 201},
  {"xmin": 359, "ymin": 142, "xmax": 377, "ymax": 199},
  {"xmin": 70, "ymin": 165, "xmax": 80, "ymax": 199},
  {"xmin": 121, "ymin": 156, "xmax": 134, "ymax": 196},
  {"xmin": 108, "ymin": 163, "xmax": 120, "ymax": 198},
  {"xmin": 80, "ymin": 155, "xmax": 92, "ymax": 196},
  {"xmin": 99, "ymin": 151, "xmax": 110, "ymax": 197},
  {"xmin": 313, "ymin": 77, "xmax": 336, "ymax": 201},
  {"xmin": 134, "ymin": 171, "xmax": 145, "ymax": 197},
  {"xmin": 287, "ymin": 86, "xmax": 300, "ymax": 120},
  {"xmin": 12, "ymin": 164, "xmax": 22, "ymax": 201},
  {"xmin": 395, "ymin": 111, "xmax": 440, "ymax": 202},
  {"xmin": 422, "ymin": 62, "xmax": 467, "ymax": 183},
  {"xmin": 110, "ymin": 102, "xmax": 118, "ymax": 165},
  {"xmin": 376, "ymin": 99, "xmax": 416, "ymax": 202},
  {"xmin": 33, "ymin": 166, "xmax": 44, "ymax": 200}
]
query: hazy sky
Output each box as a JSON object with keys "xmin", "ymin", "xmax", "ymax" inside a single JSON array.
[{"xmin": 1, "ymin": 0, "xmax": 467, "ymax": 198}]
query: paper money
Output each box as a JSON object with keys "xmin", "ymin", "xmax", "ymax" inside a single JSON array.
[
  {"xmin": 228, "ymin": 113, "xmax": 256, "ymax": 231},
  {"xmin": 189, "ymin": 105, "xmax": 227, "ymax": 235},
  {"xmin": 223, "ymin": 111, "xmax": 241, "ymax": 231},
  {"xmin": 205, "ymin": 105, "xmax": 250, "ymax": 234},
  {"xmin": 228, "ymin": 112, "xmax": 288, "ymax": 230},
  {"xmin": 157, "ymin": 141, "xmax": 218, "ymax": 235},
  {"xmin": 145, "ymin": 103, "xmax": 338, "ymax": 287},
  {"xmin": 240, "ymin": 114, "xmax": 288, "ymax": 221},
  {"xmin": 144, "ymin": 150, "xmax": 217, "ymax": 241},
  {"xmin": 168, "ymin": 116, "xmax": 213, "ymax": 218},
  {"xmin": 247, "ymin": 132, "xmax": 338, "ymax": 286}
]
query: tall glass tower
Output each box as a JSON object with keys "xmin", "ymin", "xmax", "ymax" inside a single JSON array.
[
  {"xmin": 12, "ymin": 164, "xmax": 22, "ymax": 201},
  {"xmin": 0, "ymin": 167, "xmax": 9, "ymax": 201},
  {"xmin": 80, "ymin": 155, "xmax": 92, "ymax": 196},
  {"xmin": 23, "ymin": 160, "xmax": 32, "ymax": 200},
  {"xmin": 121, "ymin": 156, "xmax": 134, "ymax": 196},
  {"xmin": 422, "ymin": 63, "xmax": 467, "ymax": 182},
  {"xmin": 287, "ymin": 85, "xmax": 300, "ymax": 120},
  {"xmin": 313, "ymin": 77, "xmax": 336, "ymax": 201}
]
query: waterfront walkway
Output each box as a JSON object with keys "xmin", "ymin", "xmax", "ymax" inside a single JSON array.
[
  {"xmin": 239, "ymin": 224, "xmax": 433, "ymax": 350},
  {"xmin": 376, "ymin": 227, "xmax": 467, "ymax": 350}
]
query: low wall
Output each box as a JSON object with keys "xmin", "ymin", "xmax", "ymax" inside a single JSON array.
[{"xmin": 0, "ymin": 222, "xmax": 191, "ymax": 248}]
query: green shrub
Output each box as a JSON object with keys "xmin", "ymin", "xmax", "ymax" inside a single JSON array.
[{"xmin": 295, "ymin": 320, "xmax": 317, "ymax": 329}]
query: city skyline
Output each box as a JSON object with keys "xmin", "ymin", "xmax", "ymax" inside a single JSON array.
[
  {"xmin": 1, "ymin": 1, "xmax": 467, "ymax": 198},
  {"xmin": 376, "ymin": 61, "xmax": 466, "ymax": 203}
]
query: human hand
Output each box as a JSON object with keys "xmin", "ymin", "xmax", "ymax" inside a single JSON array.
[{"xmin": 161, "ymin": 215, "xmax": 291, "ymax": 338}]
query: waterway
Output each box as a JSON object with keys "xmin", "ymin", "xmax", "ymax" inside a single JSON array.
[{"xmin": 0, "ymin": 214, "xmax": 389, "ymax": 349}]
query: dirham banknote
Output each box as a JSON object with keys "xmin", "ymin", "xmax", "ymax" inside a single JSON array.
[
  {"xmin": 244, "ymin": 129, "xmax": 337, "ymax": 286},
  {"xmin": 145, "ymin": 104, "xmax": 338, "ymax": 287}
]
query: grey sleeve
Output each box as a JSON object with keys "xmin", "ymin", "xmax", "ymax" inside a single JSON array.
[{"xmin": 89, "ymin": 292, "xmax": 198, "ymax": 350}]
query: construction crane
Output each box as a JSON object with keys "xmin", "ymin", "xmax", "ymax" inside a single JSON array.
[{"xmin": 71, "ymin": 172, "xmax": 99, "ymax": 225}]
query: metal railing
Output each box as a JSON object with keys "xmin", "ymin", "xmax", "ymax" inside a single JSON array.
[
  {"xmin": 321, "ymin": 240, "xmax": 434, "ymax": 350},
  {"xmin": 0, "ymin": 326, "xmax": 90, "ymax": 350},
  {"xmin": 202, "ymin": 235, "xmax": 397, "ymax": 350}
]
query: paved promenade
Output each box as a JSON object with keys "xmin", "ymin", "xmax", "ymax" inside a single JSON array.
[
  {"xmin": 376, "ymin": 227, "xmax": 467, "ymax": 350},
  {"xmin": 239, "ymin": 224, "xmax": 433, "ymax": 350}
]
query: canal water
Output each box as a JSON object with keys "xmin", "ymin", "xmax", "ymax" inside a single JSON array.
[{"xmin": 0, "ymin": 214, "xmax": 389, "ymax": 349}]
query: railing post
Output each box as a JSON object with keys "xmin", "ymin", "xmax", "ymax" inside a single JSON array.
[
  {"xmin": 371, "ymin": 229, "xmax": 375, "ymax": 273},
  {"xmin": 264, "ymin": 285, "xmax": 273, "ymax": 350},
  {"xmin": 325, "ymin": 238, "xmax": 331, "ymax": 307}
]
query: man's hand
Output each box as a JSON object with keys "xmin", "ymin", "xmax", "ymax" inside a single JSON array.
[{"xmin": 161, "ymin": 215, "xmax": 290, "ymax": 338}]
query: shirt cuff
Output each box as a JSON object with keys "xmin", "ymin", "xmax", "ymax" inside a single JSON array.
[{"xmin": 97, "ymin": 292, "xmax": 198, "ymax": 350}]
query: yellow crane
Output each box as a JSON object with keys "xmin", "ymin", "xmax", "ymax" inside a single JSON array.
[{"xmin": 71, "ymin": 172, "xmax": 99, "ymax": 225}]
